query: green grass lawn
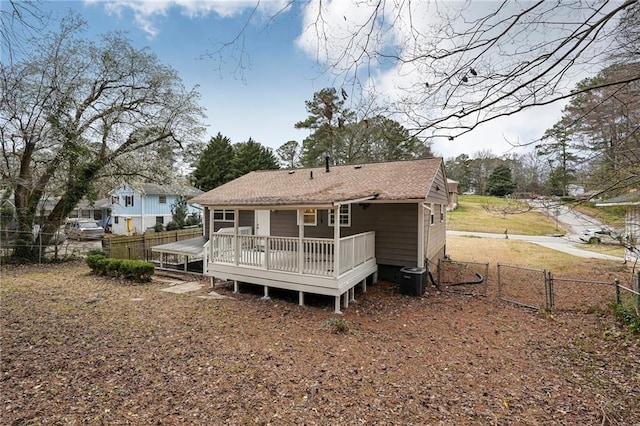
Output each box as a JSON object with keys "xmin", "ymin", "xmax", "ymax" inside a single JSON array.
[
  {"xmin": 447, "ymin": 195, "xmax": 563, "ymax": 235},
  {"xmin": 572, "ymin": 202, "xmax": 626, "ymax": 228}
]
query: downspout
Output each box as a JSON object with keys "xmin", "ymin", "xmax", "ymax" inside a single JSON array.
[{"xmin": 421, "ymin": 203, "xmax": 432, "ymax": 268}]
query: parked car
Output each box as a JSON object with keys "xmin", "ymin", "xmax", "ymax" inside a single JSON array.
[
  {"xmin": 579, "ymin": 227, "xmax": 613, "ymax": 244},
  {"xmin": 63, "ymin": 219, "xmax": 105, "ymax": 241}
]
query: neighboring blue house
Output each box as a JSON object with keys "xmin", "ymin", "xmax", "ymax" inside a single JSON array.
[{"xmin": 108, "ymin": 183, "xmax": 204, "ymax": 235}]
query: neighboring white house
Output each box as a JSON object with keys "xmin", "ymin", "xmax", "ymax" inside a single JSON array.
[
  {"xmin": 447, "ymin": 179, "xmax": 459, "ymax": 211},
  {"xmin": 108, "ymin": 183, "xmax": 204, "ymax": 235},
  {"xmin": 596, "ymin": 190, "xmax": 640, "ymax": 263},
  {"xmin": 68, "ymin": 198, "xmax": 111, "ymax": 230}
]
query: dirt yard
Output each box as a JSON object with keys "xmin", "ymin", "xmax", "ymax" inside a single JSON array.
[{"xmin": 1, "ymin": 262, "xmax": 639, "ymax": 425}]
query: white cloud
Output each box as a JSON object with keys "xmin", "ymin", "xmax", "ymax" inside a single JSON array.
[
  {"xmin": 86, "ymin": 0, "xmax": 291, "ymax": 38},
  {"xmin": 297, "ymin": 1, "xmax": 612, "ymax": 160},
  {"xmin": 296, "ymin": 1, "xmax": 391, "ymax": 69},
  {"xmin": 434, "ymin": 101, "xmax": 567, "ymax": 159}
]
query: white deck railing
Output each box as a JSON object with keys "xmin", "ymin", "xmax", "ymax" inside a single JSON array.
[
  {"xmin": 209, "ymin": 231, "xmax": 375, "ymax": 278},
  {"xmin": 338, "ymin": 231, "xmax": 376, "ymax": 275}
]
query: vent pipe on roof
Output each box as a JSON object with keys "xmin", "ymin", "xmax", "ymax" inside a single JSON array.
[
  {"xmin": 310, "ymin": 170, "xmax": 313, "ymax": 179},
  {"xmin": 325, "ymin": 156, "xmax": 330, "ymax": 173}
]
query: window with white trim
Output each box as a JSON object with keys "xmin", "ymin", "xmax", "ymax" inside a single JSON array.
[
  {"xmin": 329, "ymin": 204, "xmax": 351, "ymax": 227},
  {"xmin": 303, "ymin": 208, "xmax": 317, "ymax": 226},
  {"xmin": 124, "ymin": 195, "xmax": 134, "ymax": 207},
  {"xmin": 439, "ymin": 204, "xmax": 445, "ymax": 222},
  {"xmin": 430, "ymin": 203, "xmax": 435, "ymax": 225},
  {"xmin": 159, "ymin": 195, "xmax": 167, "ymax": 204},
  {"xmin": 213, "ymin": 209, "xmax": 235, "ymax": 221}
]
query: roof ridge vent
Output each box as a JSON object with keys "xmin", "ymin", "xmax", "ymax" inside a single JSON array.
[{"xmin": 354, "ymin": 165, "xmax": 362, "ymax": 169}]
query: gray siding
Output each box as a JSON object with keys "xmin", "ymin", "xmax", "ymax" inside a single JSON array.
[
  {"xmin": 424, "ymin": 203, "xmax": 447, "ymax": 265},
  {"xmin": 426, "ymin": 165, "xmax": 449, "ymax": 206},
  {"xmin": 269, "ymin": 204, "xmax": 419, "ymax": 267},
  {"xmin": 424, "ymin": 163, "xmax": 448, "ymax": 265},
  {"xmin": 212, "ymin": 209, "xmax": 254, "ymax": 232}
]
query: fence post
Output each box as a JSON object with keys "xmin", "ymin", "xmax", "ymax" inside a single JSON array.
[
  {"xmin": 614, "ymin": 278, "xmax": 620, "ymax": 305},
  {"xmin": 545, "ymin": 270, "xmax": 554, "ymax": 310},
  {"xmin": 636, "ymin": 272, "xmax": 640, "ymax": 314},
  {"xmin": 38, "ymin": 232, "xmax": 42, "ymax": 264},
  {"xmin": 496, "ymin": 263, "xmax": 502, "ymax": 299}
]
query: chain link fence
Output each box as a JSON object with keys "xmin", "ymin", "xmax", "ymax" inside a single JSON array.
[
  {"xmin": 615, "ymin": 272, "xmax": 640, "ymax": 316},
  {"xmin": 550, "ymin": 275, "xmax": 615, "ymax": 311},
  {"xmin": 442, "ymin": 260, "xmax": 634, "ymax": 312},
  {"xmin": 496, "ymin": 263, "xmax": 548, "ymax": 309},
  {"xmin": 0, "ymin": 229, "xmax": 101, "ymax": 262}
]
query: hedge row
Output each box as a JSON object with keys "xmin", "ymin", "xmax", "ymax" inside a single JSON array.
[{"xmin": 86, "ymin": 254, "xmax": 154, "ymax": 282}]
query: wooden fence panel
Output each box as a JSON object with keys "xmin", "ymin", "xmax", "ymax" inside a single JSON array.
[{"xmin": 103, "ymin": 228, "xmax": 202, "ymax": 260}]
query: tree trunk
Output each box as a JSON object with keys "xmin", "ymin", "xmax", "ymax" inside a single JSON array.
[{"xmin": 11, "ymin": 164, "xmax": 101, "ymax": 261}]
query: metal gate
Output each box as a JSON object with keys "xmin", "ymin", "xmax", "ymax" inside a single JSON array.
[{"xmin": 497, "ymin": 263, "xmax": 548, "ymax": 309}]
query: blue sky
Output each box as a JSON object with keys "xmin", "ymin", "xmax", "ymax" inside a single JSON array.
[
  {"xmin": 33, "ymin": 1, "xmax": 571, "ymax": 161},
  {"xmin": 62, "ymin": 1, "xmax": 332, "ymax": 155}
]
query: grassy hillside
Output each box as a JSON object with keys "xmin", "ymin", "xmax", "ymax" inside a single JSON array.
[
  {"xmin": 572, "ymin": 202, "xmax": 626, "ymax": 228},
  {"xmin": 447, "ymin": 195, "xmax": 562, "ymax": 235}
]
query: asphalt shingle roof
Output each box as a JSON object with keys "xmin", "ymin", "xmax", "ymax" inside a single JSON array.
[
  {"xmin": 191, "ymin": 158, "xmax": 444, "ymax": 207},
  {"xmin": 137, "ymin": 183, "xmax": 203, "ymax": 197}
]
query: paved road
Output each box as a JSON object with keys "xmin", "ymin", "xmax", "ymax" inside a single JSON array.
[
  {"xmin": 528, "ymin": 200, "xmax": 608, "ymax": 240},
  {"xmin": 448, "ymin": 201, "xmax": 625, "ymax": 262}
]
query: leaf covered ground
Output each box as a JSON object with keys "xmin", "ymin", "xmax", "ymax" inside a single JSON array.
[{"xmin": 1, "ymin": 262, "xmax": 639, "ymax": 425}]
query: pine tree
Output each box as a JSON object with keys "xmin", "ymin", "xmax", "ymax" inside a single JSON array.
[
  {"xmin": 191, "ymin": 133, "xmax": 234, "ymax": 190},
  {"xmin": 487, "ymin": 165, "xmax": 516, "ymax": 196}
]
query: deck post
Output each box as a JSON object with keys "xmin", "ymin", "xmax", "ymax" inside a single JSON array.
[
  {"xmin": 234, "ymin": 209, "xmax": 239, "ymax": 266},
  {"xmin": 262, "ymin": 286, "xmax": 270, "ymax": 300},
  {"xmin": 362, "ymin": 278, "xmax": 367, "ymax": 293},
  {"xmin": 334, "ymin": 205, "xmax": 340, "ymax": 278},
  {"xmin": 349, "ymin": 287, "xmax": 356, "ymax": 302},
  {"xmin": 298, "ymin": 209, "xmax": 304, "ymax": 274},
  {"xmin": 343, "ymin": 292, "xmax": 349, "ymax": 309},
  {"xmin": 184, "ymin": 255, "xmax": 188, "ymax": 272},
  {"xmin": 334, "ymin": 296, "xmax": 342, "ymax": 314},
  {"xmin": 233, "ymin": 280, "xmax": 239, "ymax": 293},
  {"xmin": 298, "ymin": 291, "xmax": 305, "ymax": 306}
]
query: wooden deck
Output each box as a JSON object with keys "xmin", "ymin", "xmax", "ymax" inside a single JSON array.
[{"xmin": 204, "ymin": 232, "xmax": 377, "ymax": 313}]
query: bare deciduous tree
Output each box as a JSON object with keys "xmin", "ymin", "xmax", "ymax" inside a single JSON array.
[
  {"xmin": 0, "ymin": 14, "xmax": 206, "ymax": 260},
  {"xmin": 298, "ymin": 0, "xmax": 639, "ymax": 140}
]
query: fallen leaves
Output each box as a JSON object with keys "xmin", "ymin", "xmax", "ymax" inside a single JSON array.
[{"xmin": 1, "ymin": 262, "xmax": 639, "ymax": 425}]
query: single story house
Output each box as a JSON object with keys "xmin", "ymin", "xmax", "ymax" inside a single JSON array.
[
  {"xmin": 189, "ymin": 158, "xmax": 449, "ymax": 313},
  {"xmin": 68, "ymin": 198, "xmax": 111, "ymax": 229},
  {"xmin": 109, "ymin": 183, "xmax": 203, "ymax": 235},
  {"xmin": 447, "ymin": 179, "xmax": 459, "ymax": 211},
  {"xmin": 596, "ymin": 190, "xmax": 640, "ymax": 263}
]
